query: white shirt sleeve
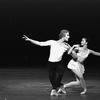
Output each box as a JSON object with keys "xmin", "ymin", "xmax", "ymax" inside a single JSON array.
[{"xmin": 40, "ymin": 40, "xmax": 54, "ymax": 46}]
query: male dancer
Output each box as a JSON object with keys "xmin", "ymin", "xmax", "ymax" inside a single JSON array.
[{"xmin": 22, "ymin": 29, "xmax": 70, "ymax": 96}]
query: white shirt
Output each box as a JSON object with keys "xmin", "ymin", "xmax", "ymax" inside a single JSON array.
[
  {"xmin": 40, "ymin": 40, "xmax": 68, "ymax": 62},
  {"xmin": 48, "ymin": 40, "xmax": 68, "ymax": 62}
]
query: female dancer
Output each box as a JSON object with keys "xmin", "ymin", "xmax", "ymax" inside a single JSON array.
[{"xmin": 58, "ymin": 37, "xmax": 100, "ymax": 95}]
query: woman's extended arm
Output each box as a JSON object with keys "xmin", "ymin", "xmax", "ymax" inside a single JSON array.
[{"xmin": 90, "ymin": 49, "xmax": 100, "ymax": 56}]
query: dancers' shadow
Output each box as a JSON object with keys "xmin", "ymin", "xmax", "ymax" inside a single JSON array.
[
  {"xmin": 87, "ymin": 86, "xmax": 96, "ymax": 89},
  {"xmin": 66, "ymin": 85, "xmax": 96, "ymax": 94}
]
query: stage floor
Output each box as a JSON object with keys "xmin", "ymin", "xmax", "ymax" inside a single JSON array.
[{"xmin": 0, "ymin": 68, "xmax": 100, "ymax": 100}]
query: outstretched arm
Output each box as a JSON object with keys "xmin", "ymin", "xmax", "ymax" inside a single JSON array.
[
  {"xmin": 22, "ymin": 35, "xmax": 52, "ymax": 46},
  {"xmin": 22, "ymin": 35, "xmax": 40, "ymax": 46},
  {"xmin": 90, "ymin": 49, "xmax": 100, "ymax": 56}
]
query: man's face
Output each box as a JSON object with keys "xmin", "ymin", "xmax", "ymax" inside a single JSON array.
[{"xmin": 65, "ymin": 33, "xmax": 70, "ymax": 41}]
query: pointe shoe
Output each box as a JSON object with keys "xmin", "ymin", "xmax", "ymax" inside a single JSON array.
[
  {"xmin": 81, "ymin": 89, "xmax": 87, "ymax": 95},
  {"xmin": 58, "ymin": 87, "xmax": 66, "ymax": 94},
  {"xmin": 50, "ymin": 89, "xmax": 58, "ymax": 96}
]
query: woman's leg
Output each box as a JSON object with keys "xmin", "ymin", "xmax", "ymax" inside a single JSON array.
[
  {"xmin": 79, "ymin": 77, "xmax": 87, "ymax": 94},
  {"xmin": 58, "ymin": 70, "xmax": 80, "ymax": 93},
  {"xmin": 63, "ymin": 73, "xmax": 80, "ymax": 88},
  {"xmin": 71, "ymin": 69, "xmax": 87, "ymax": 94}
]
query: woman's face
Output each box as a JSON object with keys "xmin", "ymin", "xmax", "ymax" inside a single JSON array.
[{"xmin": 81, "ymin": 38, "xmax": 87, "ymax": 46}]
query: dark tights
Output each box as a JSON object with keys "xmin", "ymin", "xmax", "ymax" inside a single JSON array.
[{"xmin": 48, "ymin": 61, "xmax": 65, "ymax": 90}]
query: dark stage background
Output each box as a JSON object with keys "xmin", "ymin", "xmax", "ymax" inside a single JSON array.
[{"xmin": 0, "ymin": 0, "xmax": 100, "ymax": 73}]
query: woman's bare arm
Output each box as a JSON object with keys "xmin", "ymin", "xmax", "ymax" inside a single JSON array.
[
  {"xmin": 68, "ymin": 44, "xmax": 80, "ymax": 54},
  {"xmin": 90, "ymin": 49, "xmax": 100, "ymax": 56}
]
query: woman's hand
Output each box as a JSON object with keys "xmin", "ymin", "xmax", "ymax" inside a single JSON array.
[{"xmin": 73, "ymin": 44, "xmax": 80, "ymax": 48}]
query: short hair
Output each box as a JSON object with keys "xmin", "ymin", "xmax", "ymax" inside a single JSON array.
[{"xmin": 59, "ymin": 29, "xmax": 69, "ymax": 39}]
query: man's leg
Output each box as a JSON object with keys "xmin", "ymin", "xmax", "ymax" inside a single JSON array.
[
  {"xmin": 56, "ymin": 61, "xmax": 66, "ymax": 93},
  {"xmin": 56, "ymin": 62, "xmax": 64, "ymax": 87},
  {"xmin": 47, "ymin": 62, "xmax": 58, "ymax": 96}
]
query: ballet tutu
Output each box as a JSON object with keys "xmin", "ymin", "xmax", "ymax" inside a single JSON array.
[{"xmin": 67, "ymin": 59, "xmax": 85, "ymax": 75}]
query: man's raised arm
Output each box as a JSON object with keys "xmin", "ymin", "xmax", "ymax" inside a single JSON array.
[{"xmin": 22, "ymin": 35, "xmax": 52, "ymax": 46}]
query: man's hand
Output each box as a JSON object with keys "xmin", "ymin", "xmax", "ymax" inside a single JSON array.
[
  {"xmin": 64, "ymin": 42, "xmax": 71, "ymax": 48},
  {"xmin": 22, "ymin": 35, "xmax": 30, "ymax": 41}
]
